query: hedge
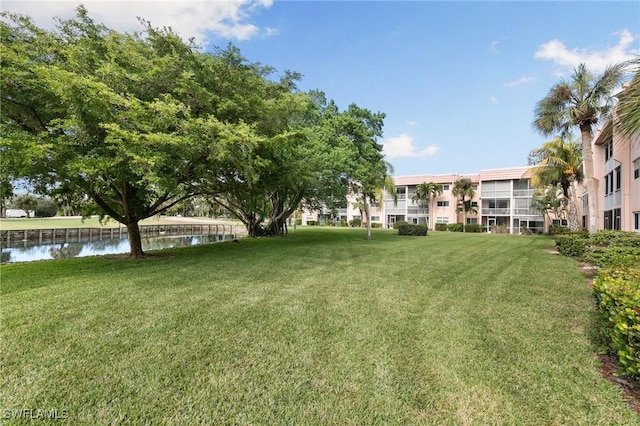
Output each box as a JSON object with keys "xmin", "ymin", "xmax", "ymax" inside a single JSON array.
[
  {"xmin": 554, "ymin": 234, "xmax": 589, "ymax": 257},
  {"xmin": 434, "ymin": 223, "xmax": 448, "ymax": 231},
  {"xmin": 590, "ymin": 230, "xmax": 640, "ymax": 248},
  {"xmin": 585, "ymin": 246, "xmax": 640, "ymax": 269},
  {"xmin": 393, "ymin": 220, "xmax": 409, "ymax": 230},
  {"xmin": 548, "ymin": 224, "xmax": 572, "ymax": 235},
  {"xmin": 371, "ymin": 222, "xmax": 382, "ymax": 228},
  {"xmin": 465, "ymin": 223, "xmax": 482, "ymax": 233},
  {"xmin": 397, "ymin": 224, "xmax": 428, "ymax": 236},
  {"xmin": 593, "ymin": 269, "xmax": 640, "ymax": 376},
  {"xmin": 447, "ymin": 223, "xmax": 463, "ymax": 232}
]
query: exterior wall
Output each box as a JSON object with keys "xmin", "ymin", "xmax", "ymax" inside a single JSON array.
[{"xmin": 592, "ymin": 120, "xmax": 640, "ymax": 233}]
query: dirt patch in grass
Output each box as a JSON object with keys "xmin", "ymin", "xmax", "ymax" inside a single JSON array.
[{"xmin": 598, "ymin": 353, "xmax": 640, "ymax": 416}]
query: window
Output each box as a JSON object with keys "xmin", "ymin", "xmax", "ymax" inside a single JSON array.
[
  {"xmin": 552, "ymin": 219, "xmax": 568, "ymax": 226},
  {"xmin": 615, "ymin": 166, "xmax": 621, "ymax": 191},
  {"xmin": 634, "ymin": 159, "xmax": 640, "ymax": 179},
  {"xmin": 437, "ymin": 201, "xmax": 449, "ymax": 207},
  {"xmin": 396, "ymin": 187, "xmax": 406, "ymax": 200},
  {"xmin": 467, "ymin": 218, "xmax": 478, "ymax": 224},
  {"xmin": 370, "ymin": 201, "xmax": 378, "ymax": 208},
  {"xmin": 442, "ymin": 184, "xmax": 450, "ymax": 191},
  {"xmin": 370, "ymin": 216, "xmax": 380, "ymax": 222},
  {"xmin": 635, "ymin": 212, "xmax": 640, "ymax": 231},
  {"xmin": 605, "ymin": 139, "xmax": 613, "ymax": 161},
  {"xmin": 471, "ymin": 184, "xmax": 478, "ymax": 191},
  {"xmin": 436, "ymin": 217, "xmax": 449, "ymax": 224},
  {"xmin": 471, "ymin": 201, "xmax": 478, "ymax": 207}
]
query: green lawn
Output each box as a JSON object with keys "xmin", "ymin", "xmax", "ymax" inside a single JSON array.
[{"xmin": 1, "ymin": 228, "xmax": 637, "ymax": 424}]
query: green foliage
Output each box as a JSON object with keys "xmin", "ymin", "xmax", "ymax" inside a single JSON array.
[
  {"xmin": 393, "ymin": 220, "xmax": 408, "ymax": 229},
  {"xmin": 447, "ymin": 223, "xmax": 464, "ymax": 232},
  {"xmin": 464, "ymin": 223, "xmax": 482, "ymax": 233},
  {"xmin": 593, "ymin": 270, "xmax": 640, "ymax": 376},
  {"xmin": 435, "ymin": 223, "xmax": 448, "ymax": 231},
  {"xmin": 371, "ymin": 222, "xmax": 382, "ymax": 229},
  {"xmin": 589, "ymin": 230, "xmax": 640, "ymax": 248},
  {"xmin": 349, "ymin": 218, "xmax": 362, "ymax": 227},
  {"xmin": 554, "ymin": 234, "xmax": 589, "ymax": 257},
  {"xmin": 548, "ymin": 224, "xmax": 572, "ymax": 235},
  {"xmin": 35, "ymin": 197, "xmax": 58, "ymax": 217},
  {"xmin": 306, "ymin": 220, "xmax": 317, "ymax": 226},
  {"xmin": 397, "ymin": 224, "xmax": 428, "ymax": 236},
  {"xmin": 586, "ymin": 246, "xmax": 640, "ymax": 269}
]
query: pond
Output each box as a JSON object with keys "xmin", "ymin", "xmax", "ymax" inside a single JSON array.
[{"xmin": 1, "ymin": 234, "xmax": 232, "ymax": 263}]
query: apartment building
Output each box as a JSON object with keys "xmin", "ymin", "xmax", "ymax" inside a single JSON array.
[
  {"xmin": 388, "ymin": 167, "xmax": 545, "ymax": 234},
  {"xmin": 590, "ymin": 120, "xmax": 640, "ymax": 232}
]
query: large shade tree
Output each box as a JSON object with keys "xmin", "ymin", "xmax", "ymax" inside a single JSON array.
[
  {"xmin": 533, "ymin": 62, "xmax": 628, "ymax": 234},
  {"xmin": 1, "ymin": 9, "xmax": 324, "ymax": 253},
  {"xmin": 452, "ymin": 178, "xmax": 475, "ymax": 232},
  {"xmin": 411, "ymin": 182, "xmax": 442, "ymax": 229},
  {"xmin": 526, "ymin": 136, "xmax": 583, "ymax": 231}
]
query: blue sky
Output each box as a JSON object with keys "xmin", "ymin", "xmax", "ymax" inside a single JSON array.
[{"xmin": 4, "ymin": 1, "xmax": 640, "ymax": 176}]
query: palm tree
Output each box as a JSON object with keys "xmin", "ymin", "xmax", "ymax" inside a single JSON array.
[
  {"xmin": 615, "ymin": 59, "xmax": 640, "ymax": 139},
  {"xmin": 525, "ymin": 136, "xmax": 583, "ymax": 231},
  {"xmin": 533, "ymin": 62, "xmax": 628, "ymax": 233},
  {"xmin": 411, "ymin": 182, "xmax": 442, "ymax": 230},
  {"xmin": 362, "ymin": 161, "xmax": 397, "ymax": 240},
  {"xmin": 452, "ymin": 178, "xmax": 475, "ymax": 232}
]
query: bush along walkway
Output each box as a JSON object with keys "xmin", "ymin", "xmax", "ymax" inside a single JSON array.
[{"xmin": 554, "ymin": 230, "xmax": 640, "ymax": 413}]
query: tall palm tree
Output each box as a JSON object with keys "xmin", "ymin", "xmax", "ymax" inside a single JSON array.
[
  {"xmin": 533, "ymin": 62, "xmax": 628, "ymax": 233},
  {"xmin": 525, "ymin": 136, "xmax": 583, "ymax": 231},
  {"xmin": 411, "ymin": 182, "xmax": 442, "ymax": 230},
  {"xmin": 615, "ymin": 59, "xmax": 640, "ymax": 139},
  {"xmin": 452, "ymin": 178, "xmax": 475, "ymax": 232}
]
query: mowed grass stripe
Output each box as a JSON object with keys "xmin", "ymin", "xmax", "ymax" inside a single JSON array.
[{"xmin": 1, "ymin": 228, "xmax": 637, "ymax": 425}]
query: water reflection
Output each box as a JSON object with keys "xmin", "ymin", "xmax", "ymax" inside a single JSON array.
[{"xmin": 1, "ymin": 234, "xmax": 230, "ymax": 263}]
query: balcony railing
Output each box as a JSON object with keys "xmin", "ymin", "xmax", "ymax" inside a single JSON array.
[{"xmin": 482, "ymin": 208, "xmax": 510, "ymax": 215}]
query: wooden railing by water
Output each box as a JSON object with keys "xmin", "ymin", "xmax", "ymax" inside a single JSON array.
[{"xmin": 1, "ymin": 224, "xmax": 245, "ymax": 246}]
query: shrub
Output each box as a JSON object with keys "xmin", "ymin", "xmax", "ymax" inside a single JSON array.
[
  {"xmin": 548, "ymin": 224, "xmax": 571, "ymax": 235},
  {"xmin": 397, "ymin": 224, "xmax": 428, "ymax": 236},
  {"xmin": 554, "ymin": 234, "xmax": 588, "ymax": 257},
  {"xmin": 295, "ymin": 218, "xmax": 302, "ymax": 226},
  {"xmin": 371, "ymin": 222, "xmax": 382, "ymax": 228},
  {"xmin": 447, "ymin": 223, "xmax": 463, "ymax": 232},
  {"xmin": 593, "ymin": 271, "xmax": 640, "ymax": 376},
  {"xmin": 349, "ymin": 218, "xmax": 362, "ymax": 228},
  {"xmin": 491, "ymin": 223, "xmax": 509, "ymax": 234},
  {"xmin": 306, "ymin": 220, "xmax": 316, "ymax": 226},
  {"xmin": 585, "ymin": 246, "xmax": 640, "ymax": 269},
  {"xmin": 465, "ymin": 223, "xmax": 482, "ymax": 233},
  {"xmin": 435, "ymin": 223, "xmax": 448, "ymax": 231},
  {"xmin": 340, "ymin": 220, "xmax": 348, "ymax": 227},
  {"xmin": 590, "ymin": 230, "xmax": 640, "ymax": 248},
  {"xmin": 393, "ymin": 220, "xmax": 409, "ymax": 230}
]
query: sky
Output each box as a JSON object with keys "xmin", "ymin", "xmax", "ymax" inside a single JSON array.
[{"xmin": 3, "ymin": 0, "xmax": 639, "ymax": 177}]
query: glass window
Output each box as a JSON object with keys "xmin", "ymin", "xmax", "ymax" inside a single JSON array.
[
  {"xmin": 437, "ymin": 201, "xmax": 449, "ymax": 207},
  {"xmin": 615, "ymin": 166, "xmax": 621, "ymax": 191},
  {"xmin": 634, "ymin": 159, "xmax": 640, "ymax": 179},
  {"xmin": 396, "ymin": 187, "xmax": 406, "ymax": 200},
  {"xmin": 635, "ymin": 212, "xmax": 640, "ymax": 231},
  {"xmin": 442, "ymin": 185, "xmax": 450, "ymax": 191},
  {"xmin": 436, "ymin": 217, "xmax": 449, "ymax": 224},
  {"xmin": 370, "ymin": 216, "xmax": 380, "ymax": 222}
]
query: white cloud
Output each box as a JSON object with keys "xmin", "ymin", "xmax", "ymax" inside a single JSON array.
[
  {"xmin": 535, "ymin": 29, "xmax": 639, "ymax": 73},
  {"xmin": 504, "ymin": 76, "xmax": 536, "ymax": 87},
  {"xmin": 382, "ymin": 133, "xmax": 439, "ymax": 159},
  {"xmin": 488, "ymin": 40, "xmax": 500, "ymax": 54},
  {"xmin": 1, "ymin": 0, "xmax": 275, "ymax": 47},
  {"xmin": 490, "ymin": 96, "xmax": 500, "ymax": 104},
  {"xmin": 405, "ymin": 121, "xmax": 418, "ymax": 127}
]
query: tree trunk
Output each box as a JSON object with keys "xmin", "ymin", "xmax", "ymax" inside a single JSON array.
[
  {"xmin": 580, "ymin": 125, "xmax": 598, "ymax": 234},
  {"xmin": 429, "ymin": 198, "xmax": 435, "ymax": 230},
  {"xmin": 126, "ymin": 220, "xmax": 145, "ymax": 258},
  {"xmin": 364, "ymin": 196, "xmax": 372, "ymax": 240},
  {"xmin": 567, "ymin": 180, "xmax": 581, "ymax": 232}
]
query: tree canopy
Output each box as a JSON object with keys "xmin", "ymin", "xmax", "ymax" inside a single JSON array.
[{"xmin": 1, "ymin": 8, "xmax": 392, "ymax": 254}]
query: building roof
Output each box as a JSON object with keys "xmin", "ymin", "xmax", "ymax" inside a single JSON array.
[{"xmin": 393, "ymin": 167, "xmax": 533, "ymax": 185}]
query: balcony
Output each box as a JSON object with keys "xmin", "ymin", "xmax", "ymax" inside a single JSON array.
[{"xmin": 482, "ymin": 208, "xmax": 510, "ymax": 215}]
